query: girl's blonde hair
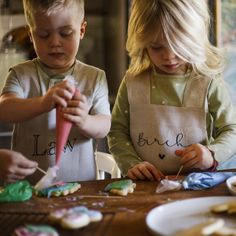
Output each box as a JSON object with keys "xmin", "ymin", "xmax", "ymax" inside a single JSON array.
[
  {"xmin": 126, "ymin": 0, "xmax": 225, "ymax": 77},
  {"xmin": 23, "ymin": 0, "xmax": 84, "ymax": 27}
]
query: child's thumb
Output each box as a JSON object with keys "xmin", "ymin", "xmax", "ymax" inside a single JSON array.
[{"xmin": 175, "ymin": 149, "xmax": 183, "ymax": 156}]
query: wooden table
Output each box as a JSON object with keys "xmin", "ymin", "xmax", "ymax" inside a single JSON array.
[{"xmin": 0, "ymin": 178, "xmax": 231, "ymax": 236}]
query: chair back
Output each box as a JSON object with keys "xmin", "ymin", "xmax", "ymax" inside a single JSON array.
[{"xmin": 95, "ymin": 151, "xmax": 121, "ymax": 179}]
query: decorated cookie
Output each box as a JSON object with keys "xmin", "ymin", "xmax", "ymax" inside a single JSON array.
[
  {"xmin": 0, "ymin": 180, "xmax": 32, "ymax": 202},
  {"xmin": 104, "ymin": 179, "xmax": 136, "ymax": 196},
  {"xmin": 48, "ymin": 206, "xmax": 103, "ymax": 229},
  {"xmin": 34, "ymin": 182, "xmax": 81, "ymax": 198},
  {"xmin": 61, "ymin": 212, "xmax": 90, "ymax": 229},
  {"xmin": 13, "ymin": 224, "xmax": 59, "ymax": 236},
  {"xmin": 48, "ymin": 208, "xmax": 68, "ymax": 223},
  {"xmin": 71, "ymin": 206, "xmax": 103, "ymax": 222}
]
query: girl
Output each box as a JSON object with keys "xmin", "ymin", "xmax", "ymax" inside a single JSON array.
[{"xmin": 108, "ymin": 0, "xmax": 236, "ymax": 181}]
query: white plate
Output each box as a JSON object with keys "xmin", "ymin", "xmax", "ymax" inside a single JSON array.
[
  {"xmin": 226, "ymin": 175, "xmax": 236, "ymax": 195},
  {"xmin": 146, "ymin": 196, "xmax": 236, "ymax": 236}
]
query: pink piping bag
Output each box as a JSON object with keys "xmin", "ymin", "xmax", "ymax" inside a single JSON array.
[
  {"xmin": 35, "ymin": 76, "xmax": 79, "ymax": 191},
  {"xmin": 55, "ymin": 75, "xmax": 79, "ymax": 165}
]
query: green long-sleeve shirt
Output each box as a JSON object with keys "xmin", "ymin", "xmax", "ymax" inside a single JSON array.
[{"xmin": 108, "ymin": 72, "xmax": 236, "ymax": 176}]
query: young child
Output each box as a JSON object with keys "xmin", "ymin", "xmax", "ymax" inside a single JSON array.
[
  {"xmin": 0, "ymin": 0, "xmax": 111, "ymax": 184},
  {"xmin": 108, "ymin": 0, "xmax": 236, "ymax": 181}
]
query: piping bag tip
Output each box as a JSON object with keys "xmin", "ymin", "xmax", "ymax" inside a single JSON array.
[{"xmin": 34, "ymin": 165, "xmax": 59, "ymax": 191}]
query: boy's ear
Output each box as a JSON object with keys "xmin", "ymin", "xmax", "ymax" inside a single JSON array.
[
  {"xmin": 25, "ymin": 25, "xmax": 33, "ymax": 42},
  {"xmin": 80, "ymin": 20, "xmax": 87, "ymax": 39}
]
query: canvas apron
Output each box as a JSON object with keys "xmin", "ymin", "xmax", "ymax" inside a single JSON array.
[
  {"xmin": 11, "ymin": 60, "xmax": 96, "ymax": 183},
  {"xmin": 127, "ymin": 72, "xmax": 212, "ymax": 175}
]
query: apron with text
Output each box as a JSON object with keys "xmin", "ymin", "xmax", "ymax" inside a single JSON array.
[
  {"xmin": 126, "ymin": 72, "xmax": 212, "ymax": 174},
  {"xmin": 11, "ymin": 60, "xmax": 96, "ymax": 183}
]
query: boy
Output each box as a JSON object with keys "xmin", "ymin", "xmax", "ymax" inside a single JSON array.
[{"xmin": 0, "ymin": 0, "xmax": 111, "ymax": 183}]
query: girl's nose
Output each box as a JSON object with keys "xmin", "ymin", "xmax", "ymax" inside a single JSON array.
[{"xmin": 163, "ymin": 47, "xmax": 176, "ymax": 60}]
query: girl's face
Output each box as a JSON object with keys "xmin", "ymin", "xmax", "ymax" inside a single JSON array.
[
  {"xmin": 147, "ymin": 38, "xmax": 188, "ymax": 75},
  {"xmin": 29, "ymin": 4, "xmax": 86, "ymax": 73}
]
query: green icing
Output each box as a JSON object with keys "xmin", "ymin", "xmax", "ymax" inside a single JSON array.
[
  {"xmin": 0, "ymin": 180, "xmax": 32, "ymax": 202},
  {"xmin": 104, "ymin": 179, "xmax": 133, "ymax": 191},
  {"xmin": 26, "ymin": 224, "xmax": 57, "ymax": 233}
]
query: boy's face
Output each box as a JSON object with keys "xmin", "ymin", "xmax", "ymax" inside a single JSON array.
[{"xmin": 28, "ymin": 4, "xmax": 86, "ymax": 72}]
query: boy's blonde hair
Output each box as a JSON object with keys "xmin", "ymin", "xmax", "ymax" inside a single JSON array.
[
  {"xmin": 126, "ymin": 0, "xmax": 225, "ymax": 77},
  {"xmin": 23, "ymin": 0, "xmax": 84, "ymax": 27}
]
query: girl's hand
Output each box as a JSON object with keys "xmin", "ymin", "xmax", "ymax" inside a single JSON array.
[
  {"xmin": 0, "ymin": 149, "xmax": 38, "ymax": 183},
  {"xmin": 62, "ymin": 91, "xmax": 90, "ymax": 129},
  {"xmin": 127, "ymin": 161, "xmax": 164, "ymax": 181},
  {"xmin": 41, "ymin": 80, "xmax": 76, "ymax": 112},
  {"xmin": 175, "ymin": 143, "xmax": 214, "ymax": 170}
]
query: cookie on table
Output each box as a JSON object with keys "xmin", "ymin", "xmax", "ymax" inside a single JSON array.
[
  {"xmin": 48, "ymin": 208, "xmax": 68, "ymax": 223},
  {"xmin": 48, "ymin": 206, "xmax": 103, "ymax": 229},
  {"xmin": 34, "ymin": 182, "xmax": 81, "ymax": 198},
  {"xmin": 61, "ymin": 212, "xmax": 90, "ymax": 229},
  {"xmin": 13, "ymin": 224, "xmax": 59, "ymax": 236},
  {"xmin": 70, "ymin": 206, "xmax": 103, "ymax": 222},
  {"xmin": 104, "ymin": 179, "xmax": 136, "ymax": 196}
]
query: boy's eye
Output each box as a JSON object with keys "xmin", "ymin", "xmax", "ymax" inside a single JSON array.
[
  {"xmin": 60, "ymin": 29, "xmax": 73, "ymax": 37},
  {"xmin": 36, "ymin": 30, "xmax": 49, "ymax": 38}
]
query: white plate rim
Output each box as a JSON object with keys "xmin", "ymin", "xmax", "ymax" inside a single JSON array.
[
  {"xmin": 226, "ymin": 175, "xmax": 236, "ymax": 195},
  {"xmin": 146, "ymin": 196, "xmax": 236, "ymax": 236}
]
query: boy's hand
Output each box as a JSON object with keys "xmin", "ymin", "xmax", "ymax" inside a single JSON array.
[
  {"xmin": 62, "ymin": 91, "xmax": 90, "ymax": 129},
  {"xmin": 0, "ymin": 149, "xmax": 38, "ymax": 183},
  {"xmin": 42, "ymin": 80, "xmax": 76, "ymax": 112},
  {"xmin": 175, "ymin": 143, "xmax": 214, "ymax": 170},
  {"xmin": 127, "ymin": 161, "xmax": 164, "ymax": 181}
]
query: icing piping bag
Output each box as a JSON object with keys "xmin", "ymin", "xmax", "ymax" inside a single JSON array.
[
  {"xmin": 35, "ymin": 76, "xmax": 79, "ymax": 191},
  {"xmin": 55, "ymin": 76, "xmax": 80, "ymax": 165}
]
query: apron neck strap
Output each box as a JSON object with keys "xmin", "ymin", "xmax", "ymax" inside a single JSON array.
[{"xmin": 182, "ymin": 74, "xmax": 212, "ymax": 110}]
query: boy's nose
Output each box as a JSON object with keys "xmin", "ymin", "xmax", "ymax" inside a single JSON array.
[{"xmin": 49, "ymin": 34, "xmax": 61, "ymax": 47}]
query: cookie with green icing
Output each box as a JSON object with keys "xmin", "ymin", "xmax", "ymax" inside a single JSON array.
[
  {"xmin": 34, "ymin": 182, "xmax": 81, "ymax": 198},
  {"xmin": 0, "ymin": 180, "xmax": 32, "ymax": 202},
  {"xmin": 13, "ymin": 224, "xmax": 59, "ymax": 236},
  {"xmin": 104, "ymin": 179, "xmax": 136, "ymax": 196}
]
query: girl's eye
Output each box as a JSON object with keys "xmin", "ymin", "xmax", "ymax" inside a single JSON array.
[
  {"xmin": 150, "ymin": 45, "xmax": 162, "ymax": 50},
  {"xmin": 60, "ymin": 29, "xmax": 73, "ymax": 37}
]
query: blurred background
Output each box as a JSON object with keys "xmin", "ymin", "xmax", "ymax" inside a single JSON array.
[{"xmin": 0, "ymin": 0, "xmax": 235, "ymax": 152}]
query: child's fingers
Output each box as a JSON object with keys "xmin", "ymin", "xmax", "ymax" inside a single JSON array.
[
  {"xmin": 144, "ymin": 162, "xmax": 164, "ymax": 180},
  {"xmin": 17, "ymin": 156, "xmax": 38, "ymax": 169},
  {"xmin": 128, "ymin": 166, "xmax": 146, "ymax": 180},
  {"xmin": 181, "ymin": 157, "xmax": 198, "ymax": 169},
  {"xmin": 137, "ymin": 166, "xmax": 155, "ymax": 181},
  {"xmin": 175, "ymin": 149, "xmax": 183, "ymax": 156},
  {"xmin": 15, "ymin": 166, "xmax": 37, "ymax": 177},
  {"xmin": 133, "ymin": 168, "xmax": 146, "ymax": 180},
  {"xmin": 127, "ymin": 170, "xmax": 138, "ymax": 180},
  {"xmin": 59, "ymin": 80, "xmax": 76, "ymax": 94}
]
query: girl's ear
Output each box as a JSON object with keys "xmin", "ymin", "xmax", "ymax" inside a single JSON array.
[{"xmin": 80, "ymin": 20, "xmax": 87, "ymax": 39}]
